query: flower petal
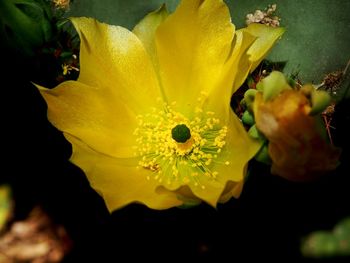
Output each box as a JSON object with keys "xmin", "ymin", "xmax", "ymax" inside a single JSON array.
[
  {"xmin": 70, "ymin": 17, "xmax": 162, "ymax": 113},
  {"xmin": 37, "ymin": 81, "xmax": 137, "ymax": 158},
  {"xmin": 213, "ymin": 112, "xmax": 260, "ymax": 197},
  {"xmin": 203, "ymin": 30, "xmax": 256, "ymax": 121},
  {"xmin": 218, "ymin": 180, "xmax": 244, "ymax": 204},
  {"xmin": 156, "ymin": 110, "xmax": 260, "ymax": 207},
  {"xmin": 191, "ymin": 112, "xmax": 261, "ymax": 206},
  {"xmin": 233, "ymin": 24, "xmax": 285, "ymax": 92},
  {"xmin": 155, "ymin": 0, "xmax": 235, "ymax": 113},
  {"xmin": 132, "ymin": 4, "xmax": 168, "ymax": 69},
  {"xmin": 66, "ymin": 134, "xmax": 183, "ymax": 211},
  {"xmin": 244, "ymin": 23, "xmax": 285, "ymax": 71}
]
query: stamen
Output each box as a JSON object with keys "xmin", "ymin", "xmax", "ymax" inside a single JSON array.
[{"xmin": 134, "ymin": 102, "xmax": 229, "ymax": 188}]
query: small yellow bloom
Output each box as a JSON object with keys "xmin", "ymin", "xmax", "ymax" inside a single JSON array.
[
  {"xmin": 254, "ymin": 81, "xmax": 341, "ymax": 181},
  {"xmin": 37, "ymin": 0, "xmax": 284, "ymax": 211}
]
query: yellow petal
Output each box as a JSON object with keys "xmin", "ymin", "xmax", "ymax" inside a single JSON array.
[
  {"xmin": 70, "ymin": 17, "xmax": 162, "ymax": 113},
  {"xmin": 233, "ymin": 24, "xmax": 285, "ymax": 92},
  {"xmin": 36, "ymin": 81, "xmax": 137, "ymax": 158},
  {"xmin": 66, "ymin": 134, "xmax": 183, "ymax": 211},
  {"xmin": 133, "ymin": 4, "xmax": 168, "ymax": 68},
  {"xmin": 155, "ymin": 0, "xmax": 235, "ymax": 113},
  {"xmin": 203, "ymin": 30, "xmax": 256, "ymax": 121},
  {"xmin": 195, "ymin": 112, "xmax": 260, "ymax": 205},
  {"xmin": 157, "ymin": 185, "xmax": 202, "ymax": 207},
  {"xmin": 187, "ymin": 176, "xmax": 225, "ymax": 208},
  {"xmin": 244, "ymin": 23, "xmax": 285, "ymax": 71},
  {"xmin": 173, "ymin": 111, "xmax": 260, "ymax": 207},
  {"xmin": 230, "ymin": 30, "xmax": 258, "ymax": 94},
  {"xmin": 153, "ymin": 26, "xmax": 260, "ymax": 205},
  {"xmin": 218, "ymin": 180, "xmax": 244, "ymax": 203}
]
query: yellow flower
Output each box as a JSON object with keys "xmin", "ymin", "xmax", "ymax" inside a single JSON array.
[
  {"xmin": 36, "ymin": 0, "xmax": 284, "ymax": 211},
  {"xmin": 254, "ymin": 74, "xmax": 341, "ymax": 181}
]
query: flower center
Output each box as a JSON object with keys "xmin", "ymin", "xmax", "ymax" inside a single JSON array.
[
  {"xmin": 171, "ymin": 124, "xmax": 191, "ymax": 143},
  {"xmin": 133, "ymin": 102, "xmax": 229, "ymax": 189}
]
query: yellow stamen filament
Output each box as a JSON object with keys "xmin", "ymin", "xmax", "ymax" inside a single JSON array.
[{"xmin": 62, "ymin": 63, "xmax": 79, "ymax": 76}]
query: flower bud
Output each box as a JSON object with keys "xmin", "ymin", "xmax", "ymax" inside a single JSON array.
[{"xmin": 257, "ymin": 71, "xmax": 291, "ymax": 101}]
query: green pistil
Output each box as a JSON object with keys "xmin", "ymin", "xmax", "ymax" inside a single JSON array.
[{"xmin": 171, "ymin": 124, "xmax": 191, "ymax": 143}]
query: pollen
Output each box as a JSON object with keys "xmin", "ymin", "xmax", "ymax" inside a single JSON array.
[{"xmin": 134, "ymin": 102, "xmax": 228, "ymax": 188}]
